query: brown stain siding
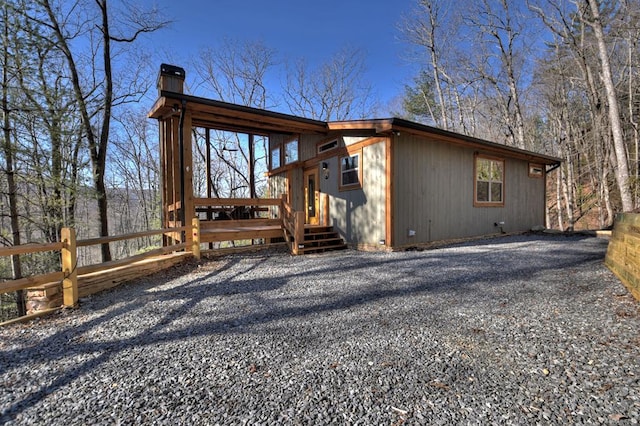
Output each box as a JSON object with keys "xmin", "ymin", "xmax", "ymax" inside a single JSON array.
[{"xmin": 393, "ymin": 134, "xmax": 545, "ymax": 247}]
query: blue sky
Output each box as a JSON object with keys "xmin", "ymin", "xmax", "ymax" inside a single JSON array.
[{"xmin": 148, "ymin": 0, "xmax": 419, "ymax": 114}]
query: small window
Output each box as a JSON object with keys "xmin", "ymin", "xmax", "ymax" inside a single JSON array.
[
  {"xmin": 340, "ymin": 151, "xmax": 361, "ymax": 190},
  {"xmin": 285, "ymin": 138, "xmax": 298, "ymax": 164},
  {"xmin": 318, "ymin": 139, "xmax": 338, "ymax": 154},
  {"xmin": 528, "ymin": 163, "xmax": 543, "ymax": 178},
  {"xmin": 475, "ymin": 155, "xmax": 504, "ymax": 206},
  {"xmin": 271, "ymin": 146, "xmax": 281, "ymax": 170}
]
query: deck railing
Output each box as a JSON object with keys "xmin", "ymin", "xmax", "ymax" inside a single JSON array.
[
  {"xmin": 0, "ymin": 223, "xmax": 199, "ymax": 322},
  {"xmin": 194, "ymin": 196, "xmax": 306, "ymax": 254},
  {"xmin": 194, "ymin": 197, "xmax": 281, "ymax": 216},
  {"xmin": 281, "ymin": 194, "xmax": 305, "ymax": 255}
]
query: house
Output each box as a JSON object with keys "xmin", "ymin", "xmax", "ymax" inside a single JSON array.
[{"xmin": 149, "ymin": 64, "xmax": 561, "ymax": 253}]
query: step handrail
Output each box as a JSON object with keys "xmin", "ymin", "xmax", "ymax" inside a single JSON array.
[{"xmin": 280, "ymin": 194, "xmax": 305, "ymax": 255}]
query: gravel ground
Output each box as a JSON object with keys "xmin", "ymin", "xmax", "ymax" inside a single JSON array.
[{"xmin": 1, "ymin": 233, "xmax": 639, "ymax": 425}]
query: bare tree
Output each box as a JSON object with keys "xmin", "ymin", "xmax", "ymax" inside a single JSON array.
[
  {"xmin": 194, "ymin": 38, "xmax": 275, "ymax": 109},
  {"xmin": 400, "ymin": 0, "xmax": 451, "ymax": 128},
  {"xmin": 462, "ymin": 0, "xmax": 530, "ymax": 149},
  {"xmin": 583, "ymin": 0, "xmax": 633, "ymax": 212},
  {"xmin": 282, "ymin": 47, "xmax": 375, "ymax": 121},
  {"xmin": 0, "ymin": 1, "xmax": 24, "ymax": 315},
  {"xmin": 110, "ymin": 109, "xmax": 161, "ymax": 237},
  {"xmin": 33, "ymin": 0, "xmax": 168, "ymax": 261},
  {"xmin": 192, "ymin": 39, "xmax": 275, "ymax": 200}
]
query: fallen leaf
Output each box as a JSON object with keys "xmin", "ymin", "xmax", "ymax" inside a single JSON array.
[
  {"xmin": 609, "ymin": 413, "xmax": 628, "ymax": 421},
  {"xmin": 429, "ymin": 380, "xmax": 450, "ymax": 390},
  {"xmin": 600, "ymin": 383, "xmax": 614, "ymax": 392}
]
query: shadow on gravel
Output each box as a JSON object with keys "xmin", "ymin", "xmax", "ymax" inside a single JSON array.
[{"xmin": 0, "ymin": 235, "xmax": 611, "ymax": 422}]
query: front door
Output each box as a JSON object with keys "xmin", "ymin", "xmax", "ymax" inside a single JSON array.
[{"xmin": 304, "ymin": 167, "xmax": 320, "ymax": 225}]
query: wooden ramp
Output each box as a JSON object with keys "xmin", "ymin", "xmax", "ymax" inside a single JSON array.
[{"xmin": 26, "ymin": 252, "xmax": 192, "ymax": 312}]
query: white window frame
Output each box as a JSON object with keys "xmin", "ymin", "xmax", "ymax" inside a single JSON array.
[{"xmin": 340, "ymin": 149, "xmax": 362, "ymax": 190}]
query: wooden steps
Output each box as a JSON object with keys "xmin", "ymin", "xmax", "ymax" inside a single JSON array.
[{"xmin": 298, "ymin": 226, "xmax": 347, "ymax": 254}]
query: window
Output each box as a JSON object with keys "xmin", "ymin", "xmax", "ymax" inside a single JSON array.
[
  {"xmin": 340, "ymin": 151, "xmax": 361, "ymax": 190},
  {"xmin": 271, "ymin": 146, "xmax": 281, "ymax": 170},
  {"xmin": 284, "ymin": 138, "xmax": 298, "ymax": 164},
  {"xmin": 528, "ymin": 163, "xmax": 543, "ymax": 178},
  {"xmin": 318, "ymin": 139, "xmax": 338, "ymax": 154},
  {"xmin": 475, "ymin": 155, "xmax": 504, "ymax": 206}
]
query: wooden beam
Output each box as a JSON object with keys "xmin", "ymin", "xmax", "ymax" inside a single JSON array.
[
  {"xmin": 150, "ymin": 94, "xmax": 328, "ymax": 134},
  {"xmin": 200, "ymin": 218, "xmax": 282, "ymax": 229},
  {"xmin": 77, "ymin": 244, "xmax": 187, "ymax": 276},
  {"xmin": 191, "ymin": 218, "xmax": 201, "ymax": 260},
  {"xmin": 181, "ymin": 109, "xmax": 195, "ymax": 247},
  {"xmin": 322, "ymin": 193, "xmax": 330, "ymax": 227},
  {"xmin": 0, "ymin": 307, "xmax": 62, "ymax": 327},
  {"xmin": 0, "ymin": 241, "xmax": 63, "ymax": 257},
  {"xmin": 194, "ymin": 197, "xmax": 282, "ymax": 207},
  {"xmin": 386, "ymin": 136, "xmax": 394, "ymax": 248},
  {"xmin": 77, "ymin": 227, "xmax": 185, "ymax": 247},
  {"xmin": 200, "ymin": 228, "xmax": 284, "ymax": 243},
  {"xmin": 0, "ymin": 271, "xmax": 65, "ymax": 294},
  {"xmin": 61, "ymin": 228, "xmax": 78, "ymax": 308},
  {"xmin": 294, "ymin": 211, "xmax": 305, "ymax": 255}
]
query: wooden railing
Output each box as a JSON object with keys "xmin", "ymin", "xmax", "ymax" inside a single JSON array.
[
  {"xmin": 194, "ymin": 197, "xmax": 281, "ymax": 218},
  {"xmin": 0, "ymin": 222, "xmax": 200, "ymax": 321},
  {"xmin": 194, "ymin": 196, "xmax": 285, "ymax": 248},
  {"xmin": 281, "ymin": 194, "xmax": 305, "ymax": 255},
  {"xmin": 193, "ymin": 195, "xmax": 307, "ymax": 254}
]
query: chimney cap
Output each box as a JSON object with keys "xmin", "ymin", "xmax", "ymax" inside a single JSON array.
[{"xmin": 159, "ymin": 63, "xmax": 185, "ymax": 79}]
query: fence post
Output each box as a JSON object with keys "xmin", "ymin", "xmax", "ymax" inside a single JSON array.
[
  {"xmin": 191, "ymin": 217, "xmax": 201, "ymax": 260},
  {"xmin": 60, "ymin": 227, "xmax": 78, "ymax": 308}
]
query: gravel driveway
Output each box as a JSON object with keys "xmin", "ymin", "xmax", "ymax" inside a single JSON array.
[{"xmin": 1, "ymin": 234, "xmax": 639, "ymax": 425}]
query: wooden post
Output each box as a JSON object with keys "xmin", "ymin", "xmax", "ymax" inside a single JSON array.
[
  {"xmin": 191, "ymin": 217, "xmax": 201, "ymax": 260},
  {"xmin": 60, "ymin": 227, "xmax": 78, "ymax": 308},
  {"xmin": 294, "ymin": 211, "xmax": 305, "ymax": 255},
  {"xmin": 280, "ymin": 193, "xmax": 287, "ymax": 218},
  {"xmin": 322, "ymin": 193, "xmax": 330, "ymax": 226}
]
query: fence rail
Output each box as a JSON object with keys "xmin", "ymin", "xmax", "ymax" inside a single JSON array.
[
  {"xmin": 0, "ymin": 242, "xmax": 64, "ymax": 258},
  {"xmin": 1, "ymin": 224, "xmax": 198, "ymax": 320},
  {"xmin": 2, "ymin": 196, "xmax": 309, "ymax": 323}
]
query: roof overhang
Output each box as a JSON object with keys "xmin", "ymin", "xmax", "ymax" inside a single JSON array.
[
  {"xmin": 149, "ymin": 93, "xmax": 561, "ymax": 168},
  {"xmin": 329, "ymin": 118, "xmax": 562, "ymax": 166},
  {"xmin": 148, "ymin": 91, "xmax": 328, "ymax": 135}
]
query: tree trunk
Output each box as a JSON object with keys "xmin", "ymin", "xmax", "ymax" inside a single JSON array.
[
  {"xmin": 423, "ymin": 1, "xmax": 449, "ymax": 129},
  {"xmin": 1, "ymin": 3, "xmax": 25, "ymax": 316},
  {"xmin": 96, "ymin": 0, "xmax": 113, "ymax": 261},
  {"xmin": 556, "ymin": 167, "xmax": 564, "ymax": 231},
  {"xmin": 586, "ymin": 0, "xmax": 634, "ymax": 212}
]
